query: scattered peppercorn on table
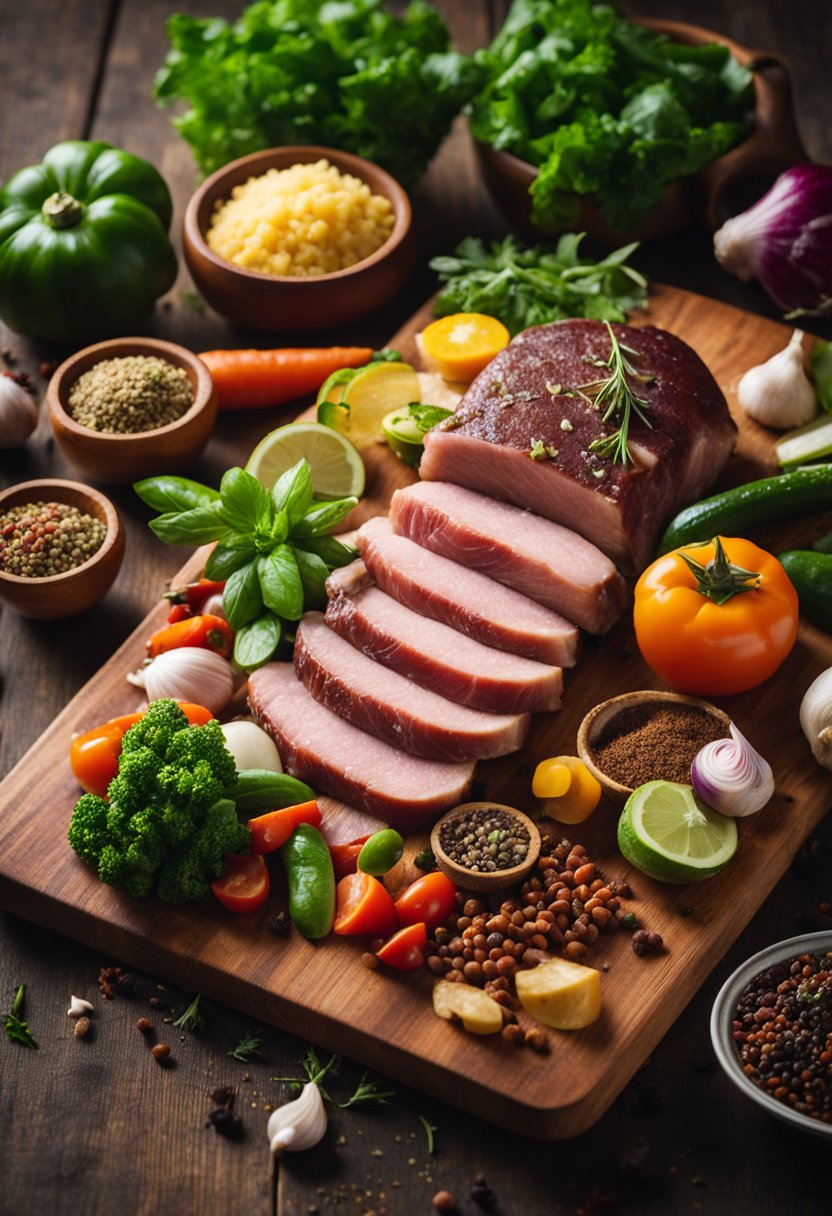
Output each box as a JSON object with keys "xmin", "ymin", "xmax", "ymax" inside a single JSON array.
[{"xmin": 1, "ymin": 2, "xmax": 831, "ymax": 1214}]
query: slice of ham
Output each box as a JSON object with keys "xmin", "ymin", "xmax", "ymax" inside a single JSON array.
[
  {"xmin": 325, "ymin": 582, "xmax": 562, "ymax": 714},
  {"xmin": 294, "ymin": 613, "xmax": 529, "ymax": 761},
  {"xmin": 248, "ymin": 662, "xmax": 474, "ymax": 830},
  {"xmin": 317, "ymin": 795, "xmax": 387, "ymax": 846},
  {"xmin": 390, "ymin": 481, "xmax": 626, "ymax": 634},
  {"xmin": 355, "ymin": 517, "xmax": 579, "ymax": 666}
]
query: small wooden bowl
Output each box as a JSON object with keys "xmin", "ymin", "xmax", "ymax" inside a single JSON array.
[
  {"xmin": 183, "ymin": 145, "xmax": 416, "ymax": 332},
  {"xmin": 47, "ymin": 337, "xmax": 217, "ymax": 485},
  {"xmin": 473, "ymin": 18, "xmax": 806, "ymax": 244},
  {"xmin": 577, "ymin": 690, "xmax": 732, "ymax": 806},
  {"xmin": 0, "ymin": 479, "xmax": 124, "ymax": 619},
  {"xmin": 431, "ymin": 802, "xmax": 542, "ymax": 893}
]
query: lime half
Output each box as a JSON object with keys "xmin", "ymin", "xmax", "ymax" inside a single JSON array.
[
  {"xmin": 317, "ymin": 361, "xmax": 420, "ymax": 448},
  {"xmin": 382, "ymin": 408, "xmax": 425, "ymax": 469},
  {"xmin": 617, "ymin": 781, "xmax": 738, "ymax": 883},
  {"xmin": 246, "ymin": 421, "xmax": 365, "ymax": 500}
]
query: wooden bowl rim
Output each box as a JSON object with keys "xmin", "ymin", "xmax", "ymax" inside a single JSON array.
[
  {"xmin": 430, "ymin": 801, "xmax": 542, "ymax": 891},
  {"xmin": 0, "ymin": 478, "xmax": 123, "ymax": 588},
  {"xmin": 47, "ymin": 336, "xmax": 215, "ymax": 445},
  {"xmin": 184, "ymin": 144, "xmax": 413, "ymax": 285},
  {"xmin": 577, "ymin": 690, "xmax": 732, "ymax": 802}
]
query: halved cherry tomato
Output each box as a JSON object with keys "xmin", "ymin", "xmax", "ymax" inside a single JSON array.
[
  {"xmin": 394, "ymin": 872, "xmax": 457, "ymax": 932},
  {"xmin": 329, "ymin": 835, "xmax": 372, "ymax": 881},
  {"xmin": 148, "ymin": 613, "xmax": 234, "ymax": 659},
  {"xmin": 247, "ymin": 801, "xmax": 321, "ymax": 854},
  {"xmin": 165, "ymin": 603, "xmax": 193, "ymax": 625},
  {"xmin": 376, "ymin": 922, "xmax": 428, "ymax": 971},
  {"xmin": 69, "ymin": 702, "xmax": 214, "ymax": 796},
  {"xmin": 333, "ymin": 872, "xmax": 399, "ymax": 937},
  {"xmin": 211, "ymin": 853, "xmax": 270, "ymax": 913}
]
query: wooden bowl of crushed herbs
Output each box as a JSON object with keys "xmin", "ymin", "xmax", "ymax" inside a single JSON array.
[
  {"xmin": 431, "ymin": 802, "xmax": 542, "ymax": 893},
  {"xmin": 577, "ymin": 690, "xmax": 732, "ymax": 806},
  {"xmin": 47, "ymin": 337, "xmax": 217, "ymax": 484}
]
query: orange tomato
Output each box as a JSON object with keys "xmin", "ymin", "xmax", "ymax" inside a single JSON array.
[
  {"xmin": 634, "ymin": 535, "xmax": 799, "ymax": 695},
  {"xmin": 247, "ymin": 801, "xmax": 322, "ymax": 854},
  {"xmin": 211, "ymin": 853, "xmax": 270, "ymax": 913},
  {"xmin": 333, "ymin": 871, "xmax": 399, "ymax": 938},
  {"xmin": 376, "ymin": 922, "xmax": 428, "ymax": 971},
  {"xmin": 394, "ymin": 871, "xmax": 457, "ymax": 932},
  {"xmin": 329, "ymin": 835, "xmax": 373, "ymax": 881}
]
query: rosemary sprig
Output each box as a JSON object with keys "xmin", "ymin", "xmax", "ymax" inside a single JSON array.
[
  {"xmin": 172, "ymin": 993, "xmax": 205, "ymax": 1033},
  {"xmin": 581, "ymin": 321, "xmax": 653, "ymax": 465}
]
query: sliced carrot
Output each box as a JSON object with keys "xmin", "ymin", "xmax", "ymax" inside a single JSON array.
[
  {"xmin": 247, "ymin": 800, "xmax": 322, "ymax": 854},
  {"xmin": 420, "ymin": 313, "xmax": 510, "ymax": 382},
  {"xmin": 198, "ymin": 347, "xmax": 374, "ymax": 411}
]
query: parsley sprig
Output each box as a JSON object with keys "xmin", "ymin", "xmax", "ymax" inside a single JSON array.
[
  {"xmin": 582, "ymin": 322, "xmax": 653, "ymax": 465},
  {"xmin": 2, "ymin": 984, "xmax": 38, "ymax": 1050},
  {"xmin": 272, "ymin": 1046, "xmax": 395, "ymax": 1108},
  {"xmin": 228, "ymin": 1031, "xmax": 263, "ymax": 1062},
  {"xmin": 173, "ymin": 993, "xmax": 205, "ymax": 1033}
]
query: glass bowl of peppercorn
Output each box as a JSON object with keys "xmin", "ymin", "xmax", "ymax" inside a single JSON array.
[
  {"xmin": 46, "ymin": 336, "xmax": 217, "ymax": 484},
  {"xmin": 710, "ymin": 931, "xmax": 832, "ymax": 1139},
  {"xmin": 0, "ymin": 478, "xmax": 124, "ymax": 618}
]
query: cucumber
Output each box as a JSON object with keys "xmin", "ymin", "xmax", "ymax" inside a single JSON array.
[
  {"xmin": 778, "ymin": 550, "xmax": 832, "ymax": 631},
  {"xmin": 657, "ymin": 467, "xmax": 832, "ymax": 555},
  {"xmin": 776, "ymin": 413, "xmax": 832, "ymax": 467},
  {"xmin": 227, "ymin": 768, "xmax": 315, "ymax": 813},
  {"xmin": 281, "ymin": 824, "xmax": 336, "ymax": 939}
]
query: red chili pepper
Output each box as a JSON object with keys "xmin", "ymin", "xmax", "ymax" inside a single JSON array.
[
  {"xmin": 147, "ymin": 613, "xmax": 233, "ymax": 659},
  {"xmin": 164, "ymin": 579, "xmax": 226, "ymax": 612},
  {"xmin": 166, "ymin": 603, "xmax": 193, "ymax": 625}
]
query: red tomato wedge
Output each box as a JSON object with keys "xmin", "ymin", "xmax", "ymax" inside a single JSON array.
[
  {"xmin": 247, "ymin": 801, "xmax": 321, "ymax": 854},
  {"xmin": 333, "ymin": 872, "xmax": 399, "ymax": 938},
  {"xmin": 329, "ymin": 834, "xmax": 372, "ymax": 880},
  {"xmin": 394, "ymin": 872, "xmax": 457, "ymax": 932},
  {"xmin": 211, "ymin": 854, "xmax": 270, "ymax": 913},
  {"xmin": 376, "ymin": 922, "xmax": 428, "ymax": 971}
]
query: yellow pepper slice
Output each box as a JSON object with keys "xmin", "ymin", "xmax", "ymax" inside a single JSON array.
[{"xmin": 532, "ymin": 755, "xmax": 601, "ymax": 824}]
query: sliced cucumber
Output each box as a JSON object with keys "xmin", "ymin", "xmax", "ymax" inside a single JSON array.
[{"xmin": 776, "ymin": 414, "xmax": 832, "ymax": 468}]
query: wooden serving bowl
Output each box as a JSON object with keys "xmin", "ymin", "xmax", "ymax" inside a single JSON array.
[
  {"xmin": 431, "ymin": 802, "xmax": 542, "ymax": 894},
  {"xmin": 473, "ymin": 18, "xmax": 806, "ymax": 244},
  {"xmin": 0, "ymin": 479, "xmax": 124, "ymax": 619},
  {"xmin": 577, "ymin": 690, "xmax": 732, "ymax": 806},
  {"xmin": 183, "ymin": 145, "xmax": 416, "ymax": 332},
  {"xmin": 47, "ymin": 337, "xmax": 217, "ymax": 485}
]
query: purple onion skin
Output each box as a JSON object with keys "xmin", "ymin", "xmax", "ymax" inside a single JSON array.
[{"xmin": 714, "ymin": 164, "xmax": 832, "ymax": 316}]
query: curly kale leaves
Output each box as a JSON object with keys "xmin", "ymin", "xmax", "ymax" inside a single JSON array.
[
  {"xmin": 154, "ymin": 0, "xmax": 482, "ymax": 185},
  {"xmin": 470, "ymin": 0, "xmax": 754, "ymax": 230}
]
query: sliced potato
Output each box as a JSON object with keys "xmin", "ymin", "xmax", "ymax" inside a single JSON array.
[
  {"xmin": 432, "ymin": 980, "xmax": 503, "ymax": 1035},
  {"xmin": 515, "ymin": 957, "xmax": 602, "ymax": 1030}
]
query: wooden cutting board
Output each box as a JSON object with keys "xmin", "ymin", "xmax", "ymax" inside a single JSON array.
[{"xmin": 1, "ymin": 284, "xmax": 830, "ymax": 1140}]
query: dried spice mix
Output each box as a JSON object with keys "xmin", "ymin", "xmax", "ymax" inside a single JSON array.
[
  {"xmin": 68, "ymin": 355, "xmax": 193, "ymax": 433},
  {"xmin": 0, "ymin": 501, "xmax": 105, "ymax": 577}
]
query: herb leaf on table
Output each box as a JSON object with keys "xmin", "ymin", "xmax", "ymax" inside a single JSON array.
[
  {"xmin": 228, "ymin": 1031, "xmax": 263, "ymax": 1062},
  {"xmin": 2, "ymin": 984, "xmax": 38, "ymax": 1049},
  {"xmin": 173, "ymin": 993, "xmax": 205, "ymax": 1033}
]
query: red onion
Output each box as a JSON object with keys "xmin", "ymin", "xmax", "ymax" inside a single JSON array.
[
  {"xmin": 690, "ymin": 723, "xmax": 774, "ymax": 818},
  {"xmin": 713, "ymin": 164, "xmax": 832, "ymax": 316}
]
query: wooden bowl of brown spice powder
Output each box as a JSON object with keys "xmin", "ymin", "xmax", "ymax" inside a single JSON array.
[{"xmin": 577, "ymin": 691, "xmax": 732, "ymax": 805}]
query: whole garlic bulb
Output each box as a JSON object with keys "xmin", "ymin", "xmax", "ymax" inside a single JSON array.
[
  {"xmin": 737, "ymin": 330, "xmax": 817, "ymax": 430},
  {"xmin": 800, "ymin": 667, "xmax": 832, "ymax": 769},
  {"xmin": 142, "ymin": 647, "xmax": 234, "ymax": 715},
  {"xmin": 0, "ymin": 372, "xmax": 38, "ymax": 449},
  {"xmin": 267, "ymin": 1083, "xmax": 327, "ymax": 1154}
]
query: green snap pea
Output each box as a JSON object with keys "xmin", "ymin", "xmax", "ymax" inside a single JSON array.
[
  {"xmin": 280, "ymin": 824, "xmax": 335, "ymax": 940},
  {"xmin": 357, "ymin": 829, "xmax": 404, "ymax": 876}
]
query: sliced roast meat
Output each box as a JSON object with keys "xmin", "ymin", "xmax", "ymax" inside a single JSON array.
[
  {"xmin": 294, "ymin": 613, "xmax": 529, "ymax": 761},
  {"xmin": 317, "ymin": 796, "xmax": 388, "ymax": 847},
  {"xmin": 248, "ymin": 662, "xmax": 474, "ymax": 830},
  {"xmin": 355, "ymin": 517, "xmax": 579, "ymax": 666},
  {"xmin": 419, "ymin": 319, "xmax": 737, "ymax": 573},
  {"xmin": 325, "ymin": 582, "xmax": 562, "ymax": 714},
  {"xmin": 390, "ymin": 481, "xmax": 626, "ymax": 635}
]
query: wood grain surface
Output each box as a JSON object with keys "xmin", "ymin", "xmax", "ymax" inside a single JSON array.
[{"xmin": 1, "ymin": 1, "xmax": 831, "ymax": 1213}]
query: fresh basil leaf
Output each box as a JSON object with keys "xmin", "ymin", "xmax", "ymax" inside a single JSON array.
[
  {"xmin": 272, "ymin": 459, "xmax": 313, "ymax": 525},
  {"xmin": 223, "ymin": 561, "xmax": 263, "ymax": 631},
  {"xmin": 292, "ymin": 496, "xmax": 358, "ymax": 539},
  {"xmin": 291, "ymin": 546, "xmax": 329, "ymax": 610},
  {"xmin": 233, "ymin": 613, "xmax": 281, "ymax": 674},
  {"xmin": 301, "ymin": 535, "xmax": 358, "ymax": 569},
  {"xmin": 204, "ymin": 532, "xmax": 258, "ymax": 579},
  {"xmin": 257, "ymin": 546, "xmax": 304, "ymax": 621},
  {"xmin": 270, "ymin": 506, "xmax": 289, "ymax": 544},
  {"xmin": 134, "ymin": 475, "xmax": 218, "ymax": 513},
  {"xmin": 219, "ymin": 467, "xmax": 273, "ymax": 534},
  {"xmin": 148, "ymin": 504, "xmax": 231, "ymax": 545}
]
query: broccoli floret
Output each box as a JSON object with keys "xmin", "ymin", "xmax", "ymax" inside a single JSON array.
[{"xmin": 67, "ymin": 700, "xmax": 247, "ymax": 904}]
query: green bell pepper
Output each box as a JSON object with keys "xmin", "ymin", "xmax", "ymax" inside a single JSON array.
[{"xmin": 0, "ymin": 140, "xmax": 178, "ymax": 344}]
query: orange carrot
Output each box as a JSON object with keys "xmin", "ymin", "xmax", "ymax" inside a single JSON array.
[{"xmin": 198, "ymin": 347, "xmax": 374, "ymax": 411}]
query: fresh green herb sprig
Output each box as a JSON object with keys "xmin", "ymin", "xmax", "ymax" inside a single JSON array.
[
  {"xmin": 419, "ymin": 1114, "xmax": 438, "ymax": 1154},
  {"xmin": 582, "ymin": 321, "xmax": 653, "ymax": 465},
  {"xmin": 134, "ymin": 459, "xmax": 357, "ymax": 672},
  {"xmin": 229, "ymin": 1031, "xmax": 263, "ymax": 1062},
  {"xmin": 2, "ymin": 984, "xmax": 38, "ymax": 1049},
  {"xmin": 430, "ymin": 234, "xmax": 647, "ymax": 336},
  {"xmin": 173, "ymin": 993, "xmax": 205, "ymax": 1033},
  {"xmin": 272, "ymin": 1046, "xmax": 395, "ymax": 1108}
]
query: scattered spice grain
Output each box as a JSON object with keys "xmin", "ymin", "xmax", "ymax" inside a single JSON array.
[
  {"xmin": 68, "ymin": 355, "xmax": 193, "ymax": 433},
  {"xmin": 73, "ymin": 1016, "xmax": 91, "ymax": 1039},
  {"xmin": 136, "ymin": 1017, "xmax": 154, "ymax": 1035},
  {"xmin": 151, "ymin": 1042, "xmax": 171, "ymax": 1063},
  {"xmin": 0, "ymin": 501, "xmax": 105, "ymax": 577},
  {"xmin": 592, "ymin": 703, "xmax": 727, "ymax": 788}
]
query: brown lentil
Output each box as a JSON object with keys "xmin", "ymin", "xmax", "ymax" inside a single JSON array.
[
  {"xmin": 151, "ymin": 1043, "xmax": 171, "ymax": 1063},
  {"xmin": 68, "ymin": 355, "xmax": 194, "ymax": 434},
  {"xmin": 439, "ymin": 807, "xmax": 530, "ymax": 873},
  {"xmin": 592, "ymin": 703, "xmax": 727, "ymax": 788},
  {"xmin": 432, "ymin": 1191, "xmax": 456, "ymax": 1213},
  {"xmin": 0, "ymin": 501, "xmax": 105, "ymax": 577},
  {"xmin": 136, "ymin": 1017, "xmax": 154, "ymax": 1034},
  {"xmin": 74, "ymin": 1016, "xmax": 91, "ymax": 1039}
]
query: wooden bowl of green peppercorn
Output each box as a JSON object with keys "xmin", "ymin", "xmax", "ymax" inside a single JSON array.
[
  {"xmin": 47, "ymin": 336, "xmax": 217, "ymax": 484},
  {"xmin": 0, "ymin": 478, "xmax": 124, "ymax": 618}
]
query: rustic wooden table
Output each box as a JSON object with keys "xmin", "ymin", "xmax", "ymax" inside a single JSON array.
[{"xmin": 1, "ymin": 2, "xmax": 830, "ymax": 1213}]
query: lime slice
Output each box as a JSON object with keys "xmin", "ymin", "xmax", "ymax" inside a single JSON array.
[
  {"xmin": 246, "ymin": 421, "xmax": 365, "ymax": 500},
  {"xmin": 317, "ymin": 362, "xmax": 420, "ymax": 448},
  {"xmin": 382, "ymin": 408, "xmax": 425, "ymax": 469},
  {"xmin": 617, "ymin": 781, "xmax": 738, "ymax": 883}
]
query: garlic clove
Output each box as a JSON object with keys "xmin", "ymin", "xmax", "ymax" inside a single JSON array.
[
  {"xmin": 142, "ymin": 647, "xmax": 234, "ymax": 715},
  {"xmin": 736, "ymin": 330, "xmax": 818, "ymax": 431},
  {"xmin": 67, "ymin": 995, "xmax": 94, "ymax": 1017},
  {"xmin": 266, "ymin": 1082, "xmax": 327, "ymax": 1155},
  {"xmin": 800, "ymin": 668, "xmax": 832, "ymax": 769},
  {"xmin": 0, "ymin": 372, "xmax": 39, "ymax": 450}
]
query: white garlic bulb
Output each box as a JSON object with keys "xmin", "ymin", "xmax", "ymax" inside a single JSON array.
[
  {"xmin": 800, "ymin": 667, "xmax": 832, "ymax": 769},
  {"xmin": 737, "ymin": 330, "xmax": 817, "ymax": 430},
  {"xmin": 142, "ymin": 648, "xmax": 234, "ymax": 714},
  {"xmin": 267, "ymin": 1082, "xmax": 327, "ymax": 1154},
  {"xmin": 67, "ymin": 995, "xmax": 94, "ymax": 1018},
  {"xmin": 0, "ymin": 373, "xmax": 38, "ymax": 449}
]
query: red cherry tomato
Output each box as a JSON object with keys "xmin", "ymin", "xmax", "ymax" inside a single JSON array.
[
  {"xmin": 394, "ymin": 872, "xmax": 457, "ymax": 931},
  {"xmin": 211, "ymin": 854, "xmax": 270, "ymax": 913},
  {"xmin": 333, "ymin": 871, "xmax": 399, "ymax": 938},
  {"xmin": 376, "ymin": 922, "xmax": 428, "ymax": 971},
  {"xmin": 329, "ymin": 835, "xmax": 372, "ymax": 880},
  {"xmin": 248, "ymin": 801, "xmax": 321, "ymax": 854}
]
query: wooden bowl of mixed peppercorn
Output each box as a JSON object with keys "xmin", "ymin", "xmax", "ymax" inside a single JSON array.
[
  {"xmin": 431, "ymin": 802, "xmax": 542, "ymax": 893},
  {"xmin": 0, "ymin": 478, "xmax": 124, "ymax": 618},
  {"xmin": 47, "ymin": 337, "xmax": 217, "ymax": 484}
]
